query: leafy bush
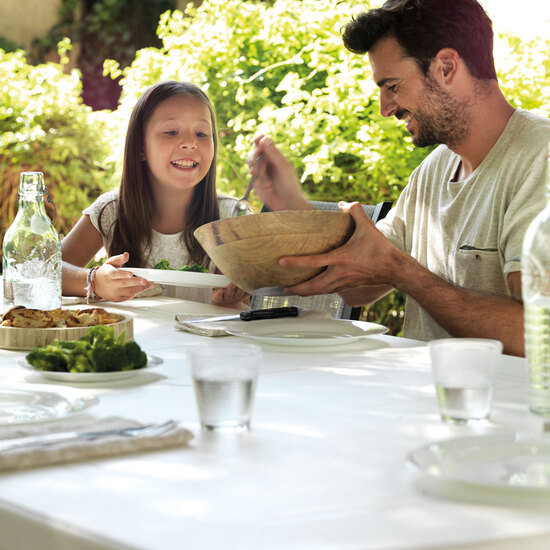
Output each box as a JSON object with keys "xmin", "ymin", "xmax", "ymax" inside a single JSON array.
[
  {"xmin": 0, "ymin": 40, "xmax": 117, "ymax": 248},
  {"xmin": 108, "ymin": 0, "xmax": 430, "ymax": 208}
]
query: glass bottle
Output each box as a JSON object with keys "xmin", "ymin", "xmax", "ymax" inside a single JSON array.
[
  {"xmin": 2, "ymin": 172, "xmax": 62, "ymax": 311},
  {"xmin": 522, "ymin": 148, "xmax": 550, "ymax": 416}
]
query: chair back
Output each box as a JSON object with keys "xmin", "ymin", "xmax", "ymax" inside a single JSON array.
[{"xmin": 250, "ymin": 200, "xmax": 393, "ymax": 319}]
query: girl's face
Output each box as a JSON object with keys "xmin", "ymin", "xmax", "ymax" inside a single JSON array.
[{"xmin": 143, "ymin": 94, "xmax": 214, "ymax": 195}]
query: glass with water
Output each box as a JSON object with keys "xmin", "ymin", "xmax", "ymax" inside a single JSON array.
[
  {"xmin": 188, "ymin": 343, "xmax": 262, "ymax": 431},
  {"xmin": 429, "ymin": 338, "xmax": 503, "ymax": 424}
]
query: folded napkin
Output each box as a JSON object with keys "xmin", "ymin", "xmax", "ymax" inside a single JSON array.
[
  {"xmin": 0, "ymin": 416, "xmax": 193, "ymax": 472},
  {"xmin": 174, "ymin": 309, "xmax": 333, "ymax": 337},
  {"xmin": 174, "ymin": 314, "xmax": 241, "ymax": 337}
]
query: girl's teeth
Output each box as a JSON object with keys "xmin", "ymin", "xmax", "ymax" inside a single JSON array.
[{"xmin": 171, "ymin": 160, "xmax": 197, "ymax": 168}]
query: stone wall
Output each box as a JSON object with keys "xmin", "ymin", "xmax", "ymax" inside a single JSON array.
[
  {"xmin": 0, "ymin": 0, "xmax": 201, "ymax": 51},
  {"xmin": 0, "ymin": 0, "xmax": 62, "ymax": 50}
]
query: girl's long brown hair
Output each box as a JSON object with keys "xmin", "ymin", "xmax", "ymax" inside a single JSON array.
[{"xmin": 99, "ymin": 80, "xmax": 220, "ymax": 267}]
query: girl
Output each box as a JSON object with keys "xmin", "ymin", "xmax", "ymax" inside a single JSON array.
[{"xmin": 61, "ymin": 80, "xmax": 248, "ymax": 307}]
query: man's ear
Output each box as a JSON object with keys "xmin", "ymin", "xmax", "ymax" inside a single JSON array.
[{"xmin": 432, "ymin": 47, "xmax": 460, "ymax": 83}]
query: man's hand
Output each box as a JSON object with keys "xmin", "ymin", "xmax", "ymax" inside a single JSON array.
[
  {"xmin": 279, "ymin": 201, "xmax": 402, "ymax": 295},
  {"xmin": 250, "ymin": 135, "xmax": 311, "ymax": 211},
  {"xmin": 276, "ymin": 201, "xmax": 525, "ymax": 356}
]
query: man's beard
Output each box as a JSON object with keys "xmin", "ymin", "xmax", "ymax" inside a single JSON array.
[{"xmin": 409, "ymin": 75, "xmax": 471, "ymax": 148}]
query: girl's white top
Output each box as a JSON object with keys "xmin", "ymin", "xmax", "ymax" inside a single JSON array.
[{"xmin": 84, "ymin": 191, "xmax": 239, "ymax": 303}]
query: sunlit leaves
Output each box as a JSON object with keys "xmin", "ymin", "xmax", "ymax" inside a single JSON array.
[{"xmin": 0, "ymin": 44, "xmax": 117, "ymax": 237}]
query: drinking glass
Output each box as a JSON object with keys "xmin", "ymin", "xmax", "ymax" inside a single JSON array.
[
  {"xmin": 188, "ymin": 343, "xmax": 262, "ymax": 432},
  {"xmin": 428, "ymin": 338, "xmax": 503, "ymax": 424}
]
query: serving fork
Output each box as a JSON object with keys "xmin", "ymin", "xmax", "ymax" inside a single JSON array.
[{"xmin": 231, "ymin": 153, "xmax": 264, "ymax": 216}]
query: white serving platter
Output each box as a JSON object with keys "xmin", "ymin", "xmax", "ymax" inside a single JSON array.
[
  {"xmin": 122, "ymin": 268, "xmax": 229, "ymax": 288},
  {"xmin": 18, "ymin": 356, "xmax": 160, "ymax": 383}
]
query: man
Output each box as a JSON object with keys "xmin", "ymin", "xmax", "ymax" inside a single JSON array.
[{"xmin": 250, "ymin": 0, "xmax": 550, "ymax": 356}]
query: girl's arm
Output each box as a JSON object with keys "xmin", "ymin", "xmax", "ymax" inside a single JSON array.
[{"xmin": 61, "ymin": 215, "xmax": 153, "ymax": 302}]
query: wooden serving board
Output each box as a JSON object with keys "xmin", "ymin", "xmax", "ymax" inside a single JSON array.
[{"xmin": 0, "ymin": 313, "xmax": 133, "ymax": 351}]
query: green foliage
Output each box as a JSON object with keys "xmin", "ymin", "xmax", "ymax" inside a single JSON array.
[
  {"xmin": 0, "ymin": 36, "xmax": 22, "ymax": 53},
  {"xmin": 110, "ymin": 0, "xmax": 431, "ymax": 208},
  {"xmin": 495, "ymin": 33, "xmax": 550, "ymax": 117},
  {"xmin": 0, "ymin": 42, "xmax": 117, "ymax": 243}
]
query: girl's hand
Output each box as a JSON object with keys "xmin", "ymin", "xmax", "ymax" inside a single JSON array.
[
  {"xmin": 211, "ymin": 283, "xmax": 250, "ymax": 309},
  {"xmin": 93, "ymin": 252, "xmax": 154, "ymax": 302}
]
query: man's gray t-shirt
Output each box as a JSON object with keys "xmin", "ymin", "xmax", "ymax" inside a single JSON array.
[{"xmin": 376, "ymin": 109, "xmax": 550, "ymax": 341}]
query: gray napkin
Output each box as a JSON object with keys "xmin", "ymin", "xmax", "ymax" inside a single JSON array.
[
  {"xmin": 174, "ymin": 309, "xmax": 333, "ymax": 337},
  {"xmin": 0, "ymin": 416, "xmax": 193, "ymax": 472}
]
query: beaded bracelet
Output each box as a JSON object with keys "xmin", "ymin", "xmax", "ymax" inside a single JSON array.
[{"xmin": 85, "ymin": 266, "xmax": 102, "ymax": 304}]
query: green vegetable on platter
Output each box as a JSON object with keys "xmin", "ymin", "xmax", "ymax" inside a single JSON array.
[
  {"xmin": 153, "ymin": 259, "xmax": 208, "ymax": 273},
  {"xmin": 26, "ymin": 325, "xmax": 148, "ymax": 373}
]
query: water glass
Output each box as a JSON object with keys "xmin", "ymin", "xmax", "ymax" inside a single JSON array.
[
  {"xmin": 428, "ymin": 338, "xmax": 503, "ymax": 424},
  {"xmin": 188, "ymin": 343, "xmax": 262, "ymax": 432}
]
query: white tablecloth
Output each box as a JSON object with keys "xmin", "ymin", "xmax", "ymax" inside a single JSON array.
[{"xmin": 0, "ymin": 296, "xmax": 548, "ymax": 550}]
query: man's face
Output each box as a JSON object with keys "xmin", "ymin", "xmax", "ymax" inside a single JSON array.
[{"xmin": 368, "ymin": 36, "xmax": 470, "ymax": 148}]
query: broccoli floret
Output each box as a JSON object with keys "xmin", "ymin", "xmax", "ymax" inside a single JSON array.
[
  {"xmin": 123, "ymin": 341, "xmax": 148, "ymax": 370},
  {"xmin": 26, "ymin": 344, "xmax": 71, "ymax": 372},
  {"xmin": 80, "ymin": 325, "xmax": 116, "ymax": 348},
  {"xmin": 153, "ymin": 259, "xmax": 172, "ymax": 270},
  {"xmin": 181, "ymin": 264, "xmax": 209, "ymax": 273},
  {"xmin": 67, "ymin": 340, "xmax": 95, "ymax": 373},
  {"xmin": 91, "ymin": 343, "xmax": 128, "ymax": 372}
]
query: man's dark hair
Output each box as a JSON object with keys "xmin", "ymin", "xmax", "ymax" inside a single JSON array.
[{"xmin": 342, "ymin": 0, "xmax": 497, "ymax": 80}]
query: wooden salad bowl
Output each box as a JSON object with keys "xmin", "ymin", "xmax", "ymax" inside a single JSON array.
[{"xmin": 194, "ymin": 210, "xmax": 355, "ymax": 293}]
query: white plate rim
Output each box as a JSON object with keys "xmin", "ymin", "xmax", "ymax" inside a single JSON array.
[
  {"xmin": 17, "ymin": 356, "xmax": 159, "ymax": 383},
  {"xmin": 121, "ymin": 267, "xmax": 229, "ymax": 288},
  {"xmin": 224, "ymin": 318, "xmax": 388, "ymax": 347},
  {"xmin": 0, "ymin": 385, "xmax": 99, "ymax": 426},
  {"xmin": 407, "ymin": 433, "xmax": 550, "ymax": 493}
]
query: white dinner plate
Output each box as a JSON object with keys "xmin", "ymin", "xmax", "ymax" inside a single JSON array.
[
  {"xmin": 18, "ymin": 356, "xmax": 160, "ymax": 383},
  {"xmin": 407, "ymin": 433, "xmax": 550, "ymax": 493},
  {"xmin": 225, "ymin": 318, "xmax": 388, "ymax": 347},
  {"xmin": 0, "ymin": 386, "xmax": 98, "ymax": 425},
  {"xmin": 122, "ymin": 267, "xmax": 230, "ymax": 288}
]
